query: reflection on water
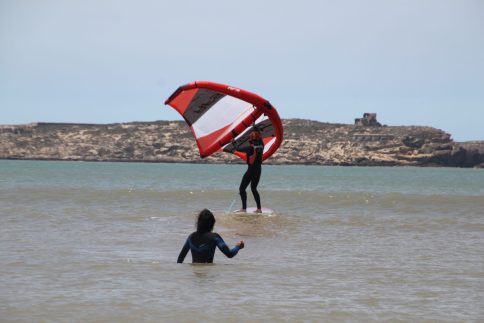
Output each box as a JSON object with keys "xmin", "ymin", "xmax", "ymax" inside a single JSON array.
[{"xmin": 191, "ymin": 264, "xmax": 218, "ymax": 286}]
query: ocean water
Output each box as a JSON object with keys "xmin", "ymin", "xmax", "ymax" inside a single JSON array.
[{"xmin": 1, "ymin": 160, "xmax": 483, "ymax": 322}]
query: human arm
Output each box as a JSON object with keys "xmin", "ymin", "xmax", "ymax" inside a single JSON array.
[
  {"xmin": 231, "ymin": 140, "xmax": 252, "ymax": 154},
  {"xmin": 177, "ymin": 238, "xmax": 190, "ymax": 263},
  {"xmin": 214, "ymin": 234, "xmax": 244, "ymax": 258}
]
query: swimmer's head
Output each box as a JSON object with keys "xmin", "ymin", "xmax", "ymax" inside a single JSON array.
[{"xmin": 196, "ymin": 209, "xmax": 215, "ymax": 233}]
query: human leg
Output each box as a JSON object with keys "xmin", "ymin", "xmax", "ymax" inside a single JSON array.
[
  {"xmin": 238, "ymin": 170, "xmax": 251, "ymax": 210},
  {"xmin": 250, "ymin": 167, "xmax": 262, "ymax": 210}
]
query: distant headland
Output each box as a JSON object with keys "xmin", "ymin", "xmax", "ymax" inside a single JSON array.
[{"xmin": 1, "ymin": 114, "xmax": 483, "ymax": 168}]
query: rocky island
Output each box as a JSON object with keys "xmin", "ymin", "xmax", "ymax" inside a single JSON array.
[{"xmin": 1, "ymin": 115, "xmax": 483, "ymax": 167}]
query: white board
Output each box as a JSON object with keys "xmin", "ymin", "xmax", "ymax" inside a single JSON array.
[{"xmin": 233, "ymin": 207, "xmax": 274, "ymax": 215}]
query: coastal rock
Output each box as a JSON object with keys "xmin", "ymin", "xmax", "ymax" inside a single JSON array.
[{"xmin": 0, "ymin": 119, "xmax": 483, "ymax": 167}]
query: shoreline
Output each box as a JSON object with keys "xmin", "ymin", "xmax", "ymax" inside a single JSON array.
[{"xmin": 2, "ymin": 157, "xmax": 482, "ymax": 169}]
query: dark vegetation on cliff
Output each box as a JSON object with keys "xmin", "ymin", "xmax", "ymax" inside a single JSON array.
[{"xmin": 0, "ymin": 119, "xmax": 483, "ymax": 167}]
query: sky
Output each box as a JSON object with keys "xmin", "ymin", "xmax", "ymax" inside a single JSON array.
[{"xmin": 1, "ymin": 0, "xmax": 483, "ymax": 141}]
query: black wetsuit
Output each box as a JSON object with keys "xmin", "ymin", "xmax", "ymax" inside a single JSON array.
[
  {"xmin": 177, "ymin": 232, "xmax": 241, "ymax": 263},
  {"xmin": 237, "ymin": 140, "xmax": 264, "ymax": 210}
]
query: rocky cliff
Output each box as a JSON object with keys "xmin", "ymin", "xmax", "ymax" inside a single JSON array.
[{"xmin": 1, "ymin": 119, "xmax": 483, "ymax": 167}]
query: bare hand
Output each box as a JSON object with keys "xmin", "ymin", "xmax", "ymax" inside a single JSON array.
[{"xmin": 237, "ymin": 241, "xmax": 245, "ymax": 249}]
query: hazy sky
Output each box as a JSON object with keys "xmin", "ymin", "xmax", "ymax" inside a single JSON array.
[{"xmin": 1, "ymin": 0, "xmax": 483, "ymax": 141}]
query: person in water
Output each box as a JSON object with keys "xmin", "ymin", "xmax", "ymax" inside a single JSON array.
[
  {"xmin": 233, "ymin": 127, "xmax": 264, "ymax": 213},
  {"xmin": 177, "ymin": 209, "xmax": 244, "ymax": 263}
]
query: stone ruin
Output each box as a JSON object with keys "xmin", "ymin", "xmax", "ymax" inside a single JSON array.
[{"xmin": 354, "ymin": 113, "xmax": 382, "ymax": 127}]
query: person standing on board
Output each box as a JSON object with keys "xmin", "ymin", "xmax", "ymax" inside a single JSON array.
[
  {"xmin": 177, "ymin": 209, "xmax": 244, "ymax": 263},
  {"xmin": 233, "ymin": 126, "xmax": 264, "ymax": 213}
]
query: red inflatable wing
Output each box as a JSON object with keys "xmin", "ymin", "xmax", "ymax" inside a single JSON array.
[{"xmin": 164, "ymin": 81, "xmax": 283, "ymax": 162}]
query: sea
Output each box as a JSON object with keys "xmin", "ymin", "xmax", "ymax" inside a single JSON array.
[{"xmin": 1, "ymin": 160, "xmax": 483, "ymax": 322}]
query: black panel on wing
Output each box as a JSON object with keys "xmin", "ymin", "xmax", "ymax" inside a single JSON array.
[{"xmin": 184, "ymin": 89, "xmax": 225, "ymax": 126}]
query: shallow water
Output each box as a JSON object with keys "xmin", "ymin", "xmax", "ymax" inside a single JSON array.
[{"xmin": 1, "ymin": 160, "xmax": 483, "ymax": 322}]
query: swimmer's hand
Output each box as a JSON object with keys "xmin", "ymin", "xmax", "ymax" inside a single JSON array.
[{"xmin": 237, "ymin": 241, "xmax": 245, "ymax": 249}]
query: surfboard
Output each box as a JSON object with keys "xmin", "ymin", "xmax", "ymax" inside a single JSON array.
[{"xmin": 233, "ymin": 207, "xmax": 274, "ymax": 215}]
